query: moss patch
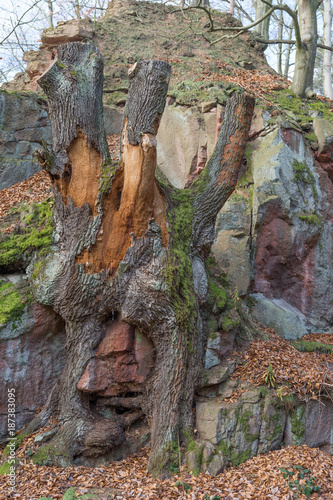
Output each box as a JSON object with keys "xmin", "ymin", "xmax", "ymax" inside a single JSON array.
[
  {"xmin": 268, "ymin": 89, "xmax": 333, "ymax": 125},
  {"xmin": 231, "ymin": 448, "xmax": 251, "ymax": 467},
  {"xmin": 292, "ymin": 159, "xmax": 317, "ymax": 201},
  {"xmin": 291, "ymin": 340, "xmax": 332, "ymax": 354},
  {"xmin": 166, "ymin": 188, "xmax": 196, "ymax": 338},
  {"xmin": 290, "ymin": 406, "xmax": 305, "ymax": 445},
  {"xmin": 0, "ymin": 281, "xmax": 31, "ymax": 326},
  {"xmin": 0, "ymin": 199, "xmax": 54, "ymax": 270}
]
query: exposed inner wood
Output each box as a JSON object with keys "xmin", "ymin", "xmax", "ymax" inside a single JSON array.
[
  {"xmin": 54, "ymin": 130, "xmax": 101, "ymax": 215},
  {"xmin": 76, "ymin": 123, "xmax": 167, "ymax": 275}
]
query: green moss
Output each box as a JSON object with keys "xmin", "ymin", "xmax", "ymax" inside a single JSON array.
[
  {"xmin": 98, "ymin": 159, "xmax": 119, "ymax": 196},
  {"xmin": 290, "ymin": 406, "xmax": 305, "ymax": 445},
  {"xmin": 268, "ymin": 89, "xmax": 333, "ymax": 124},
  {"xmin": 0, "ymin": 200, "xmax": 54, "ymax": 268},
  {"xmin": 297, "ymin": 213, "xmax": 324, "ymax": 229},
  {"xmin": 291, "ymin": 340, "xmax": 332, "ymax": 354},
  {"xmin": 240, "ymin": 410, "xmax": 259, "ymax": 443},
  {"xmin": 166, "ymin": 188, "xmax": 196, "ymax": 338},
  {"xmin": 32, "ymin": 443, "xmax": 67, "ymax": 466},
  {"xmin": 0, "ymin": 461, "xmax": 11, "ymax": 475},
  {"xmin": 187, "ymin": 441, "xmax": 204, "ymax": 476},
  {"xmin": 221, "ymin": 311, "xmax": 240, "ymax": 332},
  {"xmin": 230, "ymin": 448, "xmax": 251, "ymax": 467},
  {"xmin": 208, "ymin": 280, "xmax": 228, "ymax": 311},
  {"xmin": 2, "ymin": 433, "xmax": 28, "ymax": 459},
  {"xmin": 56, "ymin": 62, "xmax": 66, "ymax": 69},
  {"xmin": 0, "ymin": 282, "xmax": 30, "ymax": 326},
  {"xmin": 292, "ymin": 159, "xmax": 317, "ymax": 201},
  {"xmin": 305, "ymin": 131, "xmax": 318, "ymax": 144},
  {"xmin": 258, "ymin": 386, "xmax": 270, "ymax": 397},
  {"xmin": 215, "ymin": 439, "xmax": 231, "ymax": 459},
  {"xmin": 267, "ymin": 411, "xmax": 283, "ymax": 440}
]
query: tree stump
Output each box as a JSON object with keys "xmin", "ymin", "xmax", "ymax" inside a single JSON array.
[{"xmin": 27, "ymin": 41, "xmax": 254, "ymax": 476}]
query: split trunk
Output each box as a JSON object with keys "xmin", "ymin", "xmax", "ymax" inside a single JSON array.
[{"xmin": 27, "ymin": 42, "xmax": 254, "ymax": 475}]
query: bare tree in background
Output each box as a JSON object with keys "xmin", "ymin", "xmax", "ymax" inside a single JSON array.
[{"xmin": 322, "ymin": 0, "xmax": 333, "ymax": 98}]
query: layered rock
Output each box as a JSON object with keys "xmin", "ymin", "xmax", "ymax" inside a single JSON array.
[
  {"xmin": 192, "ymin": 380, "xmax": 333, "ymax": 474},
  {"xmin": 0, "ymin": 278, "xmax": 65, "ymax": 440},
  {"xmin": 0, "ymin": 91, "xmax": 51, "ymax": 190},
  {"xmin": 157, "ymin": 103, "xmax": 333, "ymax": 338}
]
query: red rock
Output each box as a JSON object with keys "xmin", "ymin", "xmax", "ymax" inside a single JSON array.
[
  {"xmin": 97, "ymin": 321, "xmax": 135, "ymax": 356},
  {"xmin": 77, "ymin": 358, "xmax": 111, "ymax": 393},
  {"xmin": 113, "ymin": 353, "xmax": 137, "ymax": 383},
  {"xmin": 0, "ymin": 302, "xmax": 65, "ymax": 440}
]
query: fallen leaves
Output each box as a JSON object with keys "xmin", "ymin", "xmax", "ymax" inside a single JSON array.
[
  {"xmin": 231, "ymin": 330, "xmax": 333, "ymax": 401},
  {"xmin": 199, "ymin": 61, "xmax": 289, "ymax": 105},
  {"xmin": 0, "ymin": 171, "xmax": 51, "ymax": 221},
  {"xmin": 1, "ymin": 444, "xmax": 333, "ymax": 499}
]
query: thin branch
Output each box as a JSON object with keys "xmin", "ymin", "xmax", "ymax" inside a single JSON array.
[
  {"xmin": 0, "ymin": 0, "xmax": 44, "ymax": 45},
  {"xmin": 253, "ymin": 37, "xmax": 333, "ymax": 53}
]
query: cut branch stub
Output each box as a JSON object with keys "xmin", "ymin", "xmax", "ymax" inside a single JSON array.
[
  {"xmin": 126, "ymin": 60, "xmax": 171, "ymax": 145},
  {"xmin": 37, "ymin": 42, "xmax": 110, "ymax": 215},
  {"xmin": 38, "ymin": 42, "xmax": 109, "ymax": 167},
  {"xmin": 76, "ymin": 59, "xmax": 171, "ymax": 275}
]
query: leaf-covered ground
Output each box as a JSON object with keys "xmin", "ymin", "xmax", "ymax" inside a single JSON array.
[
  {"xmin": 230, "ymin": 329, "xmax": 333, "ymax": 403},
  {"xmin": 1, "ymin": 442, "xmax": 333, "ymax": 499}
]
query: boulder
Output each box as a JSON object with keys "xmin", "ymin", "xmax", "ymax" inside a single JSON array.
[
  {"xmin": 252, "ymin": 294, "xmax": 310, "ymax": 340},
  {"xmin": 40, "ymin": 20, "xmax": 93, "ymax": 47}
]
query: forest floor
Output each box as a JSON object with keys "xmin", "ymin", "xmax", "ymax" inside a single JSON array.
[{"xmin": 0, "ymin": 443, "xmax": 333, "ymax": 499}]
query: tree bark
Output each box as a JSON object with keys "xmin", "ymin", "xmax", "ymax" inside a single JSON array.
[
  {"xmin": 28, "ymin": 41, "xmax": 254, "ymax": 475},
  {"xmin": 322, "ymin": 0, "xmax": 333, "ymax": 98},
  {"xmin": 253, "ymin": 0, "xmax": 272, "ymax": 51},
  {"xmin": 292, "ymin": 0, "xmax": 319, "ymax": 97}
]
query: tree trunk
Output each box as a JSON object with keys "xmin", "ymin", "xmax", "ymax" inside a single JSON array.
[
  {"xmin": 47, "ymin": 0, "xmax": 54, "ymax": 28},
  {"xmin": 190, "ymin": 0, "xmax": 210, "ymax": 6},
  {"xmin": 323, "ymin": 0, "xmax": 333, "ymax": 99},
  {"xmin": 292, "ymin": 0, "xmax": 318, "ymax": 97},
  {"xmin": 253, "ymin": 0, "xmax": 272, "ymax": 51},
  {"xmin": 283, "ymin": 24, "xmax": 294, "ymax": 78},
  {"xmin": 277, "ymin": 8, "xmax": 283, "ymax": 75},
  {"xmin": 27, "ymin": 41, "xmax": 254, "ymax": 476}
]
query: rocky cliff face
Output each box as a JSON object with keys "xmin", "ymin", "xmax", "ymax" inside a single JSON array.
[
  {"xmin": 0, "ymin": 91, "xmax": 51, "ymax": 190},
  {"xmin": 0, "ymin": 276, "xmax": 65, "ymax": 440},
  {"xmin": 157, "ymin": 101, "xmax": 333, "ymax": 338}
]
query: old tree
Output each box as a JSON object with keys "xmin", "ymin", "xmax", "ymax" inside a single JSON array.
[{"xmin": 25, "ymin": 42, "xmax": 254, "ymax": 475}]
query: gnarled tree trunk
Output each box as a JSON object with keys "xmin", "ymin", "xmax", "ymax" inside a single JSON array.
[{"xmin": 27, "ymin": 41, "xmax": 254, "ymax": 476}]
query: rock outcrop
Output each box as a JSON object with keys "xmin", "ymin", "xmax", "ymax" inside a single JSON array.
[
  {"xmin": 193, "ymin": 380, "xmax": 333, "ymax": 475},
  {"xmin": 0, "ymin": 276, "xmax": 65, "ymax": 440},
  {"xmin": 158, "ymin": 103, "xmax": 333, "ymax": 338},
  {"xmin": 0, "ymin": 91, "xmax": 51, "ymax": 190}
]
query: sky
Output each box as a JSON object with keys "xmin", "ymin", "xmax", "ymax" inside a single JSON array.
[{"xmin": 0, "ymin": 0, "xmax": 322, "ymax": 86}]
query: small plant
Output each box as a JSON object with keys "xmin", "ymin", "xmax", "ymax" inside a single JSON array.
[
  {"xmin": 265, "ymin": 363, "xmax": 276, "ymax": 388},
  {"xmin": 169, "ymin": 463, "xmax": 179, "ymax": 474},
  {"xmin": 174, "ymin": 481, "xmax": 192, "ymax": 493},
  {"xmin": 280, "ymin": 465, "xmax": 320, "ymax": 498}
]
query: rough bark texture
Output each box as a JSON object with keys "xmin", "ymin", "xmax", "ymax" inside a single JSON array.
[{"xmin": 27, "ymin": 41, "xmax": 254, "ymax": 476}]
